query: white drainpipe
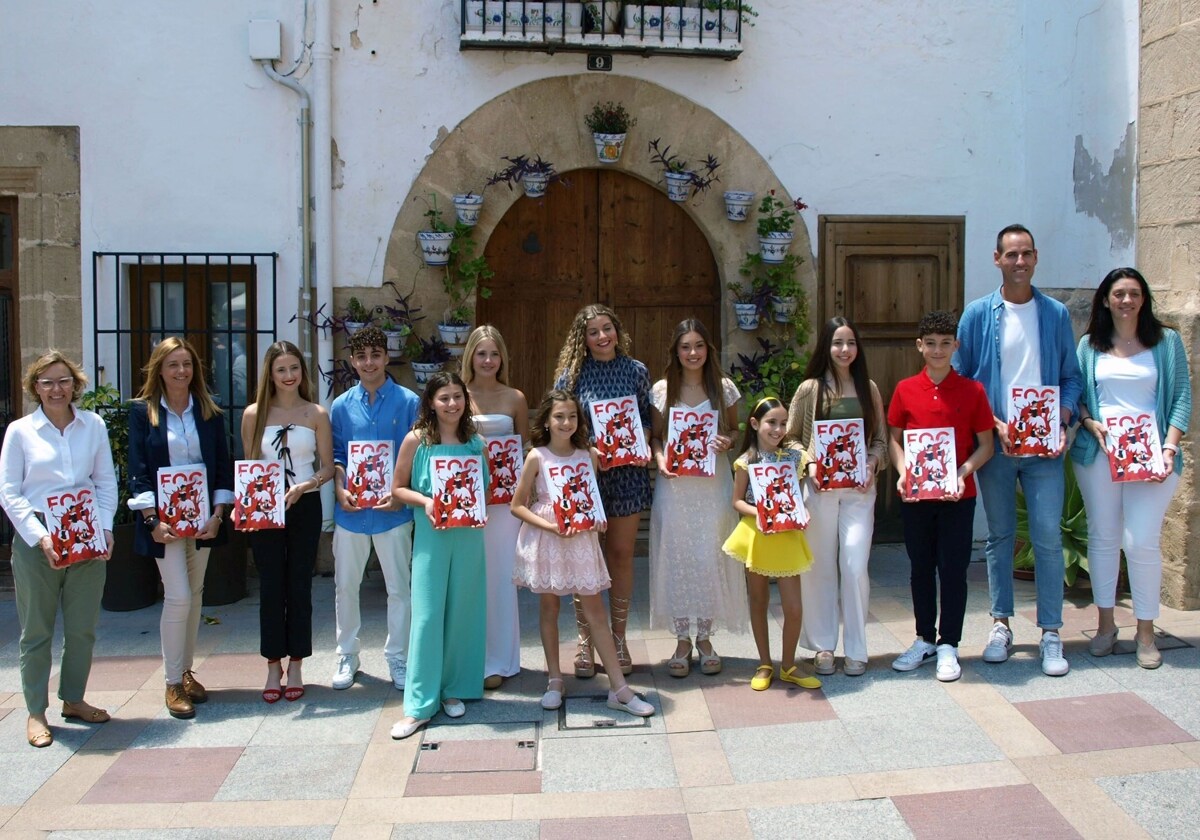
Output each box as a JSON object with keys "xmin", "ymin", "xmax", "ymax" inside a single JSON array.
[{"xmin": 312, "ymin": 0, "xmax": 334, "ymax": 411}]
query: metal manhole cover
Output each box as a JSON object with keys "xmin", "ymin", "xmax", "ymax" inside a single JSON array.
[
  {"xmin": 414, "ymin": 738, "xmax": 538, "ymax": 773},
  {"xmin": 560, "ymin": 694, "xmax": 653, "ymax": 730}
]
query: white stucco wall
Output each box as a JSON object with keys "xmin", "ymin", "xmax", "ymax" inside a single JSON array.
[{"xmin": 0, "ymin": 0, "xmax": 1138, "ymax": 374}]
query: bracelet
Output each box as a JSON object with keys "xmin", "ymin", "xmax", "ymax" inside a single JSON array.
[{"xmin": 1163, "ymin": 444, "xmax": 1179, "ymax": 454}]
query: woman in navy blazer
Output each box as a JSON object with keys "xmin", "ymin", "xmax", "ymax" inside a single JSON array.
[{"xmin": 127, "ymin": 337, "xmax": 234, "ymax": 719}]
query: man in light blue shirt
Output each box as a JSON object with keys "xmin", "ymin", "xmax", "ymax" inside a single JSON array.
[
  {"xmin": 329, "ymin": 327, "xmax": 420, "ymax": 690},
  {"xmin": 954, "ymin": 224, "xmax": 1082, "ymax": 677}
]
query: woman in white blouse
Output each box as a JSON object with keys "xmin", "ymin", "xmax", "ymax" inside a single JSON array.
[{"xmin": 0, "ymin": 351, "xmax": 117, "ymax": 748}]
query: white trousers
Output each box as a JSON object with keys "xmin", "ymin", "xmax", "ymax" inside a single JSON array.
[
  {"xmin": 1074, "ymin": 457, "xmax": 1178, "ymax": 619},
  {"xmin": 798, "ymin": 485, "xmax": 876, "ymax": 662},
  {"xmin": 156, "ymin": 540, "xmax": 210, "ymax": 685},
  {"xmin": 332, "ymin": 522, "xmax": 414, "ymax": 659}
]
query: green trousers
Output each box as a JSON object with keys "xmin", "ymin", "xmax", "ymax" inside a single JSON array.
[{"xmin": 11, "ymin": 535, "xmax": 106, "ymax": 714}]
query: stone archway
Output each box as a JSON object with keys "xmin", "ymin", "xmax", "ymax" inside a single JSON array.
[{"xmin": 377, "ymin": 74, "xmax": 816, "ymax": 374}]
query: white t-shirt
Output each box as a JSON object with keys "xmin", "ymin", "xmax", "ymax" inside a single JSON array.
[
  {"xmin": 1000, "ymin": 297, "xmax": 1042, "ymax": 396},
  {"xmin": 1096, "ymin": 350, "xmax": 1157, "ymax": 416}
]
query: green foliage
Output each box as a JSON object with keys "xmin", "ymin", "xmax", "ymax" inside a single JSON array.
[
  {"xmin": 344, "ymin": 296, "xmax": 371, "ymax": 323},
  {"xmin": 755, "ymin": 191, "xmax": 808, "ymax": 237},
  {"xmin": 443, "ymin": 222, "xmax": 494, "ymax": 325},
  {"xmin": 421, "ymin": 194, "xmax": 454, "ymax": 232},
  {"xmin": 703, "ymin": 0, "xmax": 758, "ymax": 24},
  {"xmin": 1014, "ymin": 454, "xmax": 1089, "ymax": 585},
  {"xmin": 729, "ymin": 338, "xmax": 809, "ymax": 407},
  {"xmin": 647, "ymin": 138, "xmax": 721, "ymax": 193},
  {"xmin": 78, "ymin": 383, "xmax": 135, "ymax": 525},
  {"xmin": 585, "ymin": 101, "xmax": 636, "ymax": 134}
]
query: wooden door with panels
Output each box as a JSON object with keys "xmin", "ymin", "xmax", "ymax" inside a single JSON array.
[
  {"xmin": 479, "ymin": 169, "xmax": 721, "ymax": 407},
  {"xmin": 819, "ymin": 216, "xmax": 964, "ymax": 541}
]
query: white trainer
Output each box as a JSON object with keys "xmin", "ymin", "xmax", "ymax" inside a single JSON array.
[
  {"xmin": 982, "ymin": 622, "xmax": 1013, "ymax": 663},
  {"xmin": 935, "ymin": 644, "xmax": 962, "ymax": 682},
  {"xmin": 386, "ymin": 655, "xmax": 407, "ymax": 691},
  {"xmin": 331, "ymin": 653, "xmax": 359, "ymax": 690},
  {"xmin": 892, "ymin": 639, "xmax": 937, "ymax": 672},
  {"xmin": 1040, "ymin": 631, "xmax": 1070, "ymax": 676}
]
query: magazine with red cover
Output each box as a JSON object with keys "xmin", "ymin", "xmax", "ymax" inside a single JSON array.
[
  {"xmin": 747, "ymin": 460, "xmax": 809, "ymax": 533},
  {"xmin": 589, "ymin": 395, "xmax": 650, "ymax": 468},
  {"xmin": 665, "ymin": 407, "xmax": 718, "ymax": 477},
  {"xmin": 429, "ymin": 454, "xmax": 487, "ymax": 528},
  {"xmin": 346, "ymin": 440, "xmax": 394, "ymax": 509},
  {"xmin": 485, "ymin": 435, "xmax": 523, "ymax": 505},
  {"xmin": 540, "ymin": 452, "xmax": 607, "ymax": 535},
  {"xmin": 1103, "ymin": 411, "xmax": 1165, "ymax": 482},
  {"xmin": 43, "ymin": 488, "xmax": 107, "ymax": 568},
  {"xmin": 1007, "ymin": 385, "xmax": 1060, "ymax": 456},
  {"xmin": 232, "ymin": 460, "xmax": 286, "ymax": 531},
  {"xmin": 812, "ymin": 418, "xmax": 868, "ymax": 489},
  {"xmin": 157, "ymin": 464, "xmax": 210, "ymax": 537},
  {"xmin": 901, "ymin": 428, "xmax": 958, "ymax": 501}
]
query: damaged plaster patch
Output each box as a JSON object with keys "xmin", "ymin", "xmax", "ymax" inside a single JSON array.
[
  {"xmin": 332, "ymin": 137, "xmax": 345, "ymax": 190},
  {"xmin": 1073, "ymin": 122, "xmax": 1135, "ymax": 250},
  {"xmin": 428, "ymin": 126, "xmax": 450, "ymax": 155}
]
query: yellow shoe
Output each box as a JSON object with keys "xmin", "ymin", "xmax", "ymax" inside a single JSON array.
[
  {"xmin": 750, "ymin": 664, "xmax": 774, "ymax": 691},
  {"xmin": 780, "ymin": 665, "xmax": 822, "ymax": 689}
]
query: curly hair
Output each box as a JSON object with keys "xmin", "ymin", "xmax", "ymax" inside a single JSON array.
[
  {"xmin": 553, "ymin": 303, "xmax": 632, "ymax": 392},
  {"xmin": 348, "ymin": 325, "xmax": 388, "ymax": 356},
  {"xmin": 413, "ymin": 371, "xmax": 477, "ymax": 445},
  {"xmin": 135, "ymin": 337, "xmax": 223, "ymax": 427},
  {"xmin": 917, "ymin": 310, "xmax": 959, "ymax": 339},
  {"xmin": 529, "ymin": 389, "xmax": 590, "ymax": 451}
]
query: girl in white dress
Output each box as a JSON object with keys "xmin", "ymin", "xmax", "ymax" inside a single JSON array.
[
  {"xmin": 460, "ymin": 326, "xmax": 526, "ymax": 689},
  {"xmin": 649, "ymin": 319, "xmax": 748, "ymax": 677}
]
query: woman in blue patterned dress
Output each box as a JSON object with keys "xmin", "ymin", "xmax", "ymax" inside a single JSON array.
[{"xmin": 553, "ymin": 304, "xmax": 651, "ymax": 677}]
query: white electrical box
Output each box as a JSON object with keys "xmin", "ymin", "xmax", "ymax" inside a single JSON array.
[{"xmin": 248, "ymin": 19, "xmax": 282, "ymax": 61}]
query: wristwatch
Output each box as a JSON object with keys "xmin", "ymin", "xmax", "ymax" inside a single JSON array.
[{"xmin": 142, "ymin": 513, "xmax": 161, "ymax": 532}]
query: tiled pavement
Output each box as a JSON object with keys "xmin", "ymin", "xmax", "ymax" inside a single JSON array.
[{"xmin": 1, "ymin": 543, "xmax": 1199, "ymax": 839}]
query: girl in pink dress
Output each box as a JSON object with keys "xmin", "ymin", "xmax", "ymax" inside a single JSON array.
[{"xmin": 511, "ymin": 390, "xmax": 653, "ymax": 717}]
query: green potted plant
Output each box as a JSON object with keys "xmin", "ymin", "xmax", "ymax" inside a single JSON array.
[
  {"xmin": 437, "ymin": 223, "xmax": 495, "ymax": 351},
  {"xmin": 648, "ymin": 138, "xmax": 721, "ymax": 202},
  {"xmin": 740, "ymin": 251, "xmax": 805, "ymax": 324},
  {"xmin": 417, "ymin": 194, "xmax": 455, "ymax": 266},
  {"xmin": 756, "ymin": 190, "xmax": 808, "ymax": 263},
  {"xmin": 411, "ymin": 335, "xmax": 452, "ymax": 386},
  {"xmin": 342, "ymin": 296, "xmax": 372, "ymax": 335},
  {"xmin": 727, "ymin": 279, "xmax": 768, "ymax": 330},
  {"xmin": 728, "ymin": 338, "xmax": 809, "ymax": 407},
  {"xmin": 585, "ymin": 100, "xmax": 637, "ymax": 164},
  {"xmin": 451, "ymin": 190, "xmax": 484, "ymax": 226},
  {"xmin": 487, "ymin": 155, "xmax": 559, "ymax": 198},
  {"xmin": 375, "ymin": 280, "xmax": 424, "ymax": 362}
]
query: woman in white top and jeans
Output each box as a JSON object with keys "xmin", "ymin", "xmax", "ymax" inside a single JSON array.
[{"xmin": 0, "ymin": 351, "xmax": 117, "ymax": 748}]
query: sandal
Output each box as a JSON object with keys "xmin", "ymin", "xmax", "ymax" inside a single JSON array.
[
  {"xmin": 27, "ymin": 718, "xmax": 53, "ymax": 748},
  {"xmin": 284, "ymin": 657, "xmax": 305, "ymax": 701},
  {"xmin": 541, "ymin": 678, "xmax": 565, "ymax": 710},
  {"xmin": 573, "ymin": 595, "xmax": 596, "ymax": 679},
  {"xmin": 262, "ymin": 658, "xmax": 282, "ymax": 704},
  {"xmin": 780, "ymin": 664, "xmax": 822, "ymax": 690},
  {"xmin": 610, "ymin": 595, "xmax": 633, "ymax": 676},
  {"xmin": 750, "ymin": 664, "xmax": 774, "ymax": 691},
  {"xmin": 61, "ymin": 701, "xmax": 110, "ymax": 723},
  {"xmin": 667, "ymin": 639, "xmax": 693, "ymax": 678},
  {"xmin": 697, "ymin": 639, "xmax": 721, "ymax": 675}
]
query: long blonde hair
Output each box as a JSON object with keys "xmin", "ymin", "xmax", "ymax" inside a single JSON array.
[
  {"xmin": 553, "ymin": 303, "xmax": 632, "ymax": 392},
  {"xmin": 459, "ymin": 324, "xmax": 511, "ymax": 387},
  {"xmin": 135, "ymin": 337, "xmax": 222, "ymax": 427},
  {"xmin": 246, "ymin": 341, "xmax": 314, "ymax": 459}
]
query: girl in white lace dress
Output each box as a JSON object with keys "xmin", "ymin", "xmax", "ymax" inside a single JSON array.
[
  {"xmin": 511, "ymin": 390, "xmax": 654, "ymax": 718},
  {"xmin": 649, "ymin": 319, "xmax": 748, "ymax": 678}
]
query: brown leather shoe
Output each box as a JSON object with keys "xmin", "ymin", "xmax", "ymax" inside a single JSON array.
[
  {"xmin": 166, "ymin": 683, "xmax": 196, "ymax": 719},
  {"xmin": 181, "ymin": 670, "xmax": 208, "ymax": 704}
]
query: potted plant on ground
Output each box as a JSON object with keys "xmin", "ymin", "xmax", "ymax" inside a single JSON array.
[
  {"xmin": 438, "ymin": 222, "xmax": 495, "ymax": 352},
  {"xmin": 411, "ymin": 335, "xmax": 452, "ymax": 386},
  {"xmin": 756, "ymin": 190, "xmax": 808, "ymax": 263},
  {"xmin": 648, "ymin": 138, "xmax": 720, "ymax": 202},
  {"xmin": 585, "ymin": 100, "xmax": 637, "ymax": 164},
  {"xmin": 487, "ymin": 154, "xmax": 560, "ymax": 198},
  {"xmin": 417, "ymin": 195, "xmax": 456, "ymax": 266}
]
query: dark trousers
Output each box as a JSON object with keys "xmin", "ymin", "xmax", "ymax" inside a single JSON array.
[
  {"xmin": 249, "ymin": 492, "xmax": 322, "ymax": 660},
  {"xmin": 900, "ymin": 497, "xmax": 976, "ymax": 647}
]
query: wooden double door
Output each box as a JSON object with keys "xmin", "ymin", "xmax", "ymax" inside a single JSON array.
[{"xmin": 477, "ymin": 169, "xmax": 721, "ymax": 405}]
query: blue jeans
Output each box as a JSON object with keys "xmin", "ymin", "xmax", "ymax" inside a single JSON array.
[{"xmin": 976, "ymin": 452, "xmax": 1064, "ymax": 629}]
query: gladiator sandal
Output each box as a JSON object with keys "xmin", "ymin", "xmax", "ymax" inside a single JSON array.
[
  {"xmin": 610, "ymin": 595, "xmax": 634, "ymax": 675},
  {"xmin": 573, "ymin": 595, "xmax": 595, "ymax": 679}
]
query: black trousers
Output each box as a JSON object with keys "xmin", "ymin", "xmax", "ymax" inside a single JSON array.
[
  {"xmin": 900, "ymin": 497, "xmax": 976, "ymax": 647},
  {"xmin": 248, "ymin": 492, "xmax": 322, "ymax": 660}
]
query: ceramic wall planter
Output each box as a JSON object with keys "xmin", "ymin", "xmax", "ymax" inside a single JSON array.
[
  {"xmin": 733, "ymin": 302, "xmax": 760, "ymax": 331},
  {"xmin": 624, "ymin": 4, "xmax": 700, "ymax": 39},
  {"xmin": 384, "ymin": 329, "xmax": 409, "ymax": 359},
  {"xmin": 464, "ymin": 1, "xmax": 584, "ymax": 37},
  {"xmin": 343, "ymin": 320, "xmax": 368, "ymax": 336},
  {"xmin": 418, "ymin": 230, "xmax": 454, "ymax": 266},
  {"xmin": 664, "ymin": 171, "xmax": 693, "ymax": 202},
  {"xmin": 759, "ymin": 231, "xmax": 794, "ymax": 264},
  {"xmin": 438, "ymin": 322, "xmax": 472, "ymax": 347},
  {"xmin": 453, "ymin": 193, "xmax": 484, "ymax": 226},
  {"xmin": 593, "ymin": 131, "xmax": 627, "ymax": 164},
  {"xmin": 770, "ymin": 295, "xmax": 797, "ymax": 323},
  {"xmin": 724, "ymin": 190, "xmax": 755, "ymax": 221},
  {"xmin": 412, "ymin": 361, "xmax": 444, "ymax": 386},
  {"xmin": 522, "ymin": 171, "xmax": 551, "ymax": 197}
]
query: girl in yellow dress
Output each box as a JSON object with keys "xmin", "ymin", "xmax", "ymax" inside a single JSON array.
[{"xmin": 723, "ymin": 397, "xmax": 821, "ymax": 692}]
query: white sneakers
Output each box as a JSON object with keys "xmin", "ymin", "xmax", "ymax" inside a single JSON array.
[
  {"xmin": 387, "ymin": 655, "xmax": 407, "ymax": 691},
  {"xmin": 332, "ymin": 654, "xmax": 360, "ymax": 690},
  {"xmin": 892, "ymin": 639, "xmax": 937, "ymax": 672},
  {"xmin": 935, "ymin": 644, "xmax": 961, "ymax": 682},
  {"xmin": 982, "ymin": 622, "xmax": 1013, "ymax": 663},
  {"xmin": 1039, "ymin": 631, "xmax": 1070, "ymax": 676}
]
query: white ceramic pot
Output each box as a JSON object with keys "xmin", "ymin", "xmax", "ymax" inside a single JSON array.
[
  {"xmin": 758, "ymin": 231, "xmax": 794, "ymax": 264},
  {"xmin": 452, "ymin": 193, "xmax": 484, "ymax": 226},
  {"xmin": 418, "ymin": 230, "xmax": 454, "ymax": 266},
  {"xmin": 384, "ymin": 329, "xmax": 408, "ymax": 359},
  {"xmin": 343, "ymin": 320, "xmax": 367, "ymax": 336},
  {"xmin": 412, "ymin": 361, "xmax": 444, "ymax": 386},
  {"xmin": 724, "ymin": 190, "xmax": 755, "ymax": 221},
  {"xmin": 770, "ymin": 295, "xmax": 797, "ymax": 323},
  {"xmin": 438, "ymin": 322, "xmax": 472, "ymax": 346},
  {"xmin": 664, "ymin": 171, "xmax": 693, "ymax": 202},
  {"xmin": 733, "ymin": 302, "xmax": 760, "ymax": 331},
  {"xmin": 624, "ymin": 4, "xmax": 700, "ymax": 39},
  {"xmin": 592, "ymin": 132, "xmax": 627, "ymax": 164},
  {"xmin": 522, "ymin": 171, "xmax": 551, "ymax": 197},
  {"xmin": 464, "ymin": 2, "xmax": 584, "ymax": 37}
]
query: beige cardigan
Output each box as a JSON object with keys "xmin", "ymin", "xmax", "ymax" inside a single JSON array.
[{"xmin": 787, "ymin": 378, "xmax": 889, "ymax": 471}]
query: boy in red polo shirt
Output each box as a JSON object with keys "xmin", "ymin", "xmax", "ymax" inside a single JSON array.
[{"xmin": 887, "ymin": 311, "xmax": 995, "ymax": 682}]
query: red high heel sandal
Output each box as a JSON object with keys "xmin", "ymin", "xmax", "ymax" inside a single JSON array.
[
  {"xmin": 284, "ymin": 657, "xmax": 305, "ymax": 702},
  {"xmin": 262, "ymin": 659, "xmax": 282, "ymax": 704}
]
